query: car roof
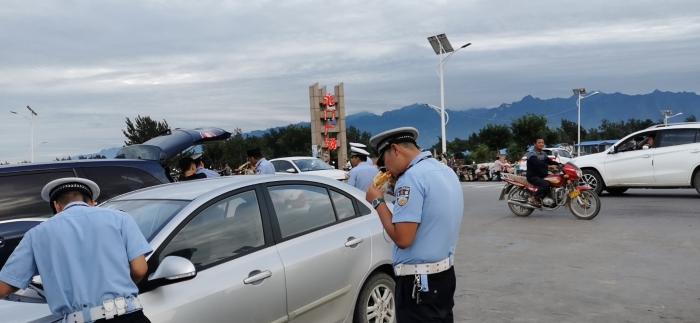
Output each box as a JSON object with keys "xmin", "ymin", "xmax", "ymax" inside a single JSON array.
[
  {"xmin": 0, "ymin": 159, "xmax": 162, "ymax": 174},
  {"xmin": 107, "ymin": 174, "xmax": 351, "ymax": 202},
  {"xmin": 645, "ymin": 122, "xmax": 700, "ymax": 130}
]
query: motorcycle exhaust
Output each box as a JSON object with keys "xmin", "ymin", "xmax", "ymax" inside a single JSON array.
[{"xmin": 508, "ymin": 200, "xmax": 537, "ymax": 210}]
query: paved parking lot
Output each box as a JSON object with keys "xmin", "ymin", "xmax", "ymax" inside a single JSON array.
[{"xmin": 452, "ymin": 182, "xmax": 700, "ymax": 323}]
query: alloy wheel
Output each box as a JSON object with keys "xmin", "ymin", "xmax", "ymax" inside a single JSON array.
[
  {"xmin": 366, "ymin": 283, "xmax": 395, "ymax": 323},
  {"xmin": 579, "ymin": 174, "xmax": 598, "ymax": 191}
]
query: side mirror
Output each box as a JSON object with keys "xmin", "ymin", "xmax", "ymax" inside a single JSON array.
[
  {"xmin": 286, "ymin": 168, "xmax": 297, "ymax": 174},
  {"xmin": 149, "ymin": 256, "xmax": 196, "ymax": 281},
  {"xmin": 642, "ymin": 145, "xmax": 649, "ymax": 150},
  {"xmin": 553, "ymin": 150, "xmax": 559, "ymax": 158}
]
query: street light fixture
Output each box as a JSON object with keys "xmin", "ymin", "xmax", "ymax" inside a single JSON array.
[
  {"xmin": 10, "ymin": 105, "xmax": 39, "ymax": 162},
  {"xmin": 660, "ymin": 110, "xmax": 683, "ymax": 125},
  {"xmin": 421, "ymin": 103, "xmax": 450, "ymax": 126},
  {"xmin": 572, "ymin": 88, "xmax": 599, "ymax": 156},
  {"xmin": 427, "ymin": 33, "xmax": 471, "ymax": 155},
  {"xmin": 29, "ymin": 141, "xmax": 48, "ymax": 152}
]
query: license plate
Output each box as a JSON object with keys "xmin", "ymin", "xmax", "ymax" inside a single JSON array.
[{"xmin": 569, "ymin": 189, "xmax": 581, "ymax": 198}]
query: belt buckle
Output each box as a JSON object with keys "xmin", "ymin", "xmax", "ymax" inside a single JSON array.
[
  {"xmin": 115, "ymin": 297, "xmax": 127, "ymax": 315},
  {"xmin": 103, "ymin": 299, "xmax": 116, "ymax": 320}
]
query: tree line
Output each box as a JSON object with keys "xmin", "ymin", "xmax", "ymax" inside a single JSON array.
[{"xmin": 120, "ymin": 113, "xmax": 696, "ymax": 169}]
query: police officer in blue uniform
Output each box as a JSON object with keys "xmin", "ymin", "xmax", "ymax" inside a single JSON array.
[
  {"xmin": 192, "ymin": 153, "xmax": 221, "ymax": 178},
  {"xmin": 366, "ymin": 127, "xmax": 464, "ymax": 323},
  {"xmin": 347, "ymin": 146, "xmax": 378, "ymax": 191},
  {"xmin": 0, "ymin": 178, "xmax": 152, "ymax": 323},
  {"xmin": 350, "ymin": 142, "xmax": 374, "ymax": 166},
  {"xmin": 245, "ymin": 147, "xmax": 275, "ymax": 175}
]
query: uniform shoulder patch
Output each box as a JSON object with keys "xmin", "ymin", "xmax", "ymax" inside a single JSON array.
[{"xmin": 396, "ymin": 186, "xmax": 411, "ymax": 207}]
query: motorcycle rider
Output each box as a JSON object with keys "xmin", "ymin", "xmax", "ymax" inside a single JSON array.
[{"xmin": 526, "ymin": 138, "xmax": 559, "ymax": 207}]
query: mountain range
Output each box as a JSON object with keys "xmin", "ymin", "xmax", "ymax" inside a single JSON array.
[
  {"xmin": 81, "ymin": 90, "xmax": 698, "ymax": 157},
  {"xmin": 247, "ymin": 90, "xmax": 700, "ymax": 148}
]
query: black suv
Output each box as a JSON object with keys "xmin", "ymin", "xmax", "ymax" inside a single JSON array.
[{"xmin": 0, "ymin": 127, "xmax": 230, "ymax": 267}]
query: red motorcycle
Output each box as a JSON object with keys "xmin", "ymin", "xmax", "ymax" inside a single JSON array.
[{"xmin": 498, "ymin": 162, "xmax": 601, "ymax": 219}]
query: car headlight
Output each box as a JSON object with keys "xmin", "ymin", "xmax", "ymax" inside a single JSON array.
[{"xmin": 576, "ymin": 169, "xmax": 582, "ymax": 177}]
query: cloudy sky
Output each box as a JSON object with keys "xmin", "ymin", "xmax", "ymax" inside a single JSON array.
[{"xmin": 1, "ymin": 0, "xmax": 699, "ymax": 163}]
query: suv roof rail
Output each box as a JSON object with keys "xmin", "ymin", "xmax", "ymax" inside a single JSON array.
[{"xmin": 646, "ymin": 122, "xmax": 700, "ymax": 129}]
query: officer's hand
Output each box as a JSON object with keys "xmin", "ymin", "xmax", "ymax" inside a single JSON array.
[{"xmin": 365, "ymin": 185, "xmax": 384, "ymax": 203}]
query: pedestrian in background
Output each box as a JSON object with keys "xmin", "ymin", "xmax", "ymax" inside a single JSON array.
[
  {"xmin": 0, "ymin": 178, "xmax": 152, "ymax": 323},
  {"xmin": 366, "ymin": 127, "xmax": 463, "ymax": 323}
]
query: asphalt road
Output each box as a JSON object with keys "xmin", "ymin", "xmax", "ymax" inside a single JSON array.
[{"xmin": 452, "ymin": 182, "xmax": 700, "ymax": 323}]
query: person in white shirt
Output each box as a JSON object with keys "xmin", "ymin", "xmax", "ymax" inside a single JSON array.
[{"xmin": 492, "ymin": 156, "xmax": 506, "ymax": 181}]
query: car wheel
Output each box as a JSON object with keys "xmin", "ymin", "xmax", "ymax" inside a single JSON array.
[
  {"xmin": 579, "ymin": 169, "xmax": 604, "ymax": 195},
  {"xmin": 354, "ymin": 272, "xmax": 395, "ymax": 323},
  {"xmin": 605, "ymin": 188, "xmax": 628, "ymax": 195},
  {"xmin": 695, "ymin": 170, "xmax": 700, "ymax": 195}
]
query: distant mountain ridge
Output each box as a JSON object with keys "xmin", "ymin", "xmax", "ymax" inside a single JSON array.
[{"xmin": 245, "ymin": 90, "xmax": 700, "ymax": 148}]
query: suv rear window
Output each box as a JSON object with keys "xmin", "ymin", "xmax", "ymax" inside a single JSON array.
[
  {"xmin": 0, "ymin": 170, "xmax": 77, "ymax": 220},
  {"xmin": 658, "ymin": 129, "xmax": 698, "ymax": 147},
  {"xmin": 83, "ymin": 166, "xmax": 164, "ymax": 202}
]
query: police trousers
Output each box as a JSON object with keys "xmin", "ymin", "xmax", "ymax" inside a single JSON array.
[
  {"xmin": 93, "ymin": 310, "xmax": 150, "ymax": 323},
  {"xmin": 395, "ymin": 267, "xmax": 456, "ymax": 323}
]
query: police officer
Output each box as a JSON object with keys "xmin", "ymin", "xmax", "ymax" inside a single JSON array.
[
  {"xmin": 178, "ymin": 157, "xmax": 207, "ymax": 181},
  {"xmin": 192, "ymin": 153, "xmax": 221, "ymax": 178},
  {"xmin": 366, "ymin": 127, "xmax": 464, "ymax": 323},
  {"xmin": 350, "ymin": 142, "xmax": 374, "ymax": 165},
  {"xmin": 0, "ymin": 178, "xmax": 152, "ymax": 323},
  {"xmin": 243, "ymin": 147, "xmax": 275, "ymax": 175},
  {"xmin": 347, "ymin": 146, "xmax": 378, "ymax": 191}
]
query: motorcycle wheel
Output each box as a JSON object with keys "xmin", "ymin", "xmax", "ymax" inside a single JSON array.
[
  {"xmin": 508, "ymin": 188, "xmax": 534, "ymax": 217},
  {"xmin": 568, "ymin": 190, "xmax": 601, "ymax": 220}
]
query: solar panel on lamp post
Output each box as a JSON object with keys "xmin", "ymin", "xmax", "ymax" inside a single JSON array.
[
  {"xmin": 572, "ymin": 88, "xmax": 598, "ymax": 157},
  {"xmin": 427, "ymin": 33, "xmax": 471, "ymax": 156}
]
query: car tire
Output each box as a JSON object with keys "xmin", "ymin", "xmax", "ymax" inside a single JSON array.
[
  {"xmin": 605, "ymin": 188, "xmax": 628, "ymax": 195},
  {"xmin": 354, "ymin": 272, "xmax": 396, "ymax": 323},
  {"xmin": 695, "ymin": 170, "xmax": 700, "ymax": 195},
  {"xmin": 579, "ymin": 169, "xmax": 604, "ymax": 196}
]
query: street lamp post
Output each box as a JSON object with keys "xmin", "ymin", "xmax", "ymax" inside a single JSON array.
[
  {"xmin": 572, "ymin": 89, "xmax": 599, "ymax": 157},
  {"xmin": 427, "ymin": 34, "xmax": 471, "ymax": 156},
  {"xmin": 10, "ymin": 106, "xmax": 39, "ymax": 162},
  {"xmin": 660, "ymin": 110, "xmax": 683, "ymax": 125},
  {"xmin": 421, "ymin": 103, "xmax": 450, "ymax": 126}
]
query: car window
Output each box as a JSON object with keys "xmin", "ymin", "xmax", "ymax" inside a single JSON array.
[
  {"xmin": 83, "ymin": 166, "xmax": 163, "ymax": 202},
  {"xmin": 558, "ymin": 150, "xmax": 571, "ymax": 158},
  {"xmin": 657, "ymin": 129, "xmax": 697, "ymax": 147},
  {"xmin": 160, "ymin": 190, "xmax": 265, "ymax": 268},
  {"xmin": 330, "ymin": 190, "xmax": 356, "ymax": 220},
  {"xmin": 270, "ymin": 161, "xmax": 281, "ymax": 172},
  {"xmin": 101, "ymin": 199, "xmax": 189, "ymax": 242},
  {"xmin": 292, "ymin": 159, "xmax": 333, "ymax": 172},
  {"xmin": 358, "ymin": 201, "xmax": 372, "ymax": 216},
  {"xmin": 268, "ymin": 185, "xmax": 336, "ymax": 238},
  {"xmin": 278, "ymin": 160, "xmax": 296, "ymax": 173},
  {"xmin": 0, "ymin": 170, "xmax": 76, "ymax": 220},
  {"xmin": 542, "ymin": 149, "xmax": 551, "ymax": 156}
]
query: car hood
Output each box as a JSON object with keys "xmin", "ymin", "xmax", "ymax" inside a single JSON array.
[
  {"xmin": 301, "ymin": 169, "xmax": 347, "ymax": 180},
  {"xmin": 570, "ymin": 151, "xmax": 608, "ymax": 167},
  {"xmin": 115, "ymin": 127, "xmax": 231, "ymax": 163}
]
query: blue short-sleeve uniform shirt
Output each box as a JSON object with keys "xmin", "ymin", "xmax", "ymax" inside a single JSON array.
[
  {"xmin": 0, "ymin": 202, "xmax": 152, "ymax": 317},
  {"xmin": 391, "ymin": 151, "xmax": 464, "ymax": 265},
  {"xmin": 255, "ymin": 158, "xmax": 276, "ymax": 175},
  {"xmin": 347, "ymin": 161, "xmax": 378, "ymax": 192},
  {"xmin": 196, "ymin": 166, "xmax": 221, "ymax": 178}
]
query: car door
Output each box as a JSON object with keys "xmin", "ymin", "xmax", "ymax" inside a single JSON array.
[
  {"xmin": 263, "ymin": 183, "xmax": 372, "ymax": 323},
  {"xmin": 604, "ymin": 136, "xmax": 656, "ymax": 185},
  {"xmin": 141, "ymin": 187, "xmax": 288, "ymax": 323},
  {"xmin": 653, "ymin": 129, "xmax": 700, "ymax": 185},
  {"xmin": 0, "ymin": 220, "xmax": 44, "ymax": 268}
]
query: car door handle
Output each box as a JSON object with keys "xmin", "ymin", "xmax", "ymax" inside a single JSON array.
[
  {"xmin": 345, "ymin": 237, "xmax": 364, "ymax": 248},
  {"xmin": 641, "ymin": 155, "xmax": 651, "ymax": 158},
  {"xmin": 244, "ymin": 270, "xmax": 272, "ymax": 285}
]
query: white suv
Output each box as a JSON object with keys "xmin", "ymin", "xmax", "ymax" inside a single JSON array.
[
  {"xmin": 518, "ymin": 147, "xmax": 573, "ymax": 175},
  {"xmin": 570, "ymin": 123, "xmax": 700, "ymax": 195}
]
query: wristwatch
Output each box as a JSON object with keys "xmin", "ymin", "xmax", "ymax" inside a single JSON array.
[{"xmin": 372, "ymin": 198, "xmax": 386, "ymax": 209}]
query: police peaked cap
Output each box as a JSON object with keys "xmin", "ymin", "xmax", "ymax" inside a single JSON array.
[
  {"xmin": 41, "ymin": 177, "xmax": 100, "ymax": 203},
  {"xmin": 350, "ymin": 146, "xmax": 370, "ymax": 157},
  {"xmin": 369, "ymin": 127, "xmax": 419, "ymax": 166},
  {"xmin": 349, "ymin": 142, "xmax": 367, "ymax": 148}
]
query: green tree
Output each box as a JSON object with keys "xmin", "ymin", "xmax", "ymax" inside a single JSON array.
[
  {"xmin": 478, "ymin": 123, "xmax": 512, "ymax": 151},
  {"xmin": 506, "ymin": 142, "xmax": 526, "ymax": 163},
  {"xmin": 510, "ymin": 113, "xmax": 550, "ymax": 147},
  {"xmin": 346, "ymin": 125, "xmax": 373, "ymax": 154},
  {"xmin": 559, "ymin": 119, "xmax": 587, "ymax": 144},
  {"xmin": 685, "ymin": 114, "xmax": 697, "ymax": 122},
  {"xmin": 122, "ymin": 115, "xmax": 170, "ymax": 146},
  {"xmin": 469, "ymin": 143, "xmax": 495, "ymax": 163}
]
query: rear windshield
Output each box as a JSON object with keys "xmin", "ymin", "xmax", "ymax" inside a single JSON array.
[{"xmin": 101, "ymin": 199, "xmax": 189, "ymax": 241}]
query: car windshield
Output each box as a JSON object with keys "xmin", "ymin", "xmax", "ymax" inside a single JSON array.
[
  {"xmin": 101, "ymin": 199, "xmax": 189, "ymax": 242},
  {"xmin": 293, "ymin": 159, "xmax": 333, "ymax": 172}
]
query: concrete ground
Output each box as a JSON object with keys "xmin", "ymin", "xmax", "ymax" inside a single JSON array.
[{"xmin": 452, "ymin": 182, "xmax": 700, "ymax": 323}]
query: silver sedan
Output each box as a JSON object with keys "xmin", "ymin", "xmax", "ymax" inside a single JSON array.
[{"xmin": 0, "ymin": 175, "xmax": 396, "ymax": 323}]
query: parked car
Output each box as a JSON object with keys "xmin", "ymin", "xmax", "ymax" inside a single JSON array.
[
  {"xmin": 570, "ymin": 123, "xmax": 700, "ymax": 195},
  {"xmin": 0, "ymin": 218, "xmax": 45, "ymax": 269},
  {"xmin": 0, "ymin": 127, "xmax": 230, "ymax": 267},
  {"xmin": 269, "ymin": 156, "xmax": 348, "ymax": 181},
  {"xmin": 1, "ymin": 175, "xmax": 396, "ymax": 323},
  {"xmin": 518, "ymin": 147, "xmax": 573, "ymax": 176}
]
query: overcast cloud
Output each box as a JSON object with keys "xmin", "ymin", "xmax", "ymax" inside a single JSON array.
[{"xmin": 1, "ymin": 0, "xmax": 699, "ymax": 163}]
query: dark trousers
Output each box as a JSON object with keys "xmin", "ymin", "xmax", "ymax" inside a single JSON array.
[
  {"xmin": 528, "ymin": 177, "xmax": 550, "ymax": 199},
  {"xmin": 494, "ymin": 171, "xmax": 502, "ymax": 181},
  {"xmin": 395, "ymin": 267, "xmax": 456, "ymax": 323},
  {"xmin": 94, "ymin": 310, "xmax": 150, "ymax": 323}
]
